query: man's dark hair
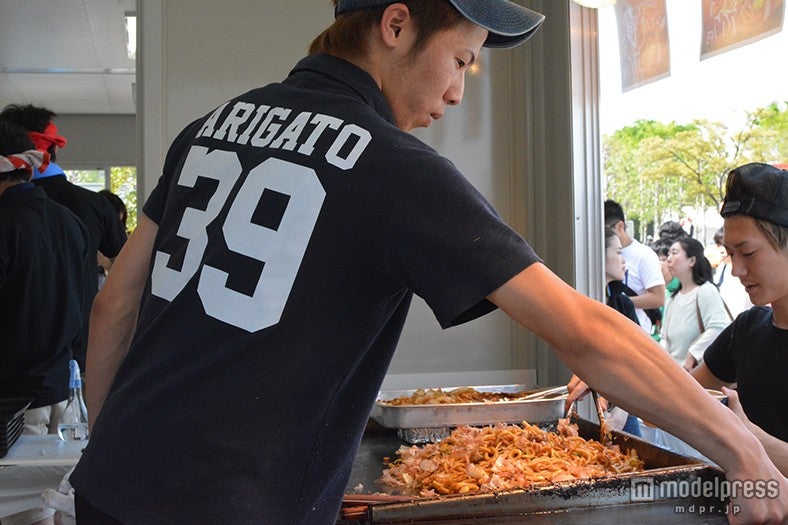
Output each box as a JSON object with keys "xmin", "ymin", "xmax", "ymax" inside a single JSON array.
[
  {"xmin": 0, "ymin": 104, "xmax": 59, "ymax": 161},
  {"xmin": 0, "ymin": 120, "xmax": 37, "ymax": 183},
  {"xmin": 604, "ymin": 199, "xmax": 625, "ymax": 228},
  {"xmin": 713, "ymin": 227, "xmax": 724, "ymax": 247},
  {"xmin": 99, "ymin": 189, "xmax": 128, "ymax": 231},
  {"xmin": 310, "ymin": 0, "xmax": 465, "ymax": 62},
  {"xmin": 650, "ymin": 238, "xmax": 672, "ymax": 258},
  {"xmin": 658, "ymin": 220, "xmax": 686, "ymax": 242},
  {"xmin": 0, "ymin": 104, "xmax": 56, "ymax": 133}
]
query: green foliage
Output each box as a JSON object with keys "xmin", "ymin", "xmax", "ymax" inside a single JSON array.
[
  {"xmin": 110, "ymin": 166, "xmax": 137, "ymax": 232},
  {"xmin": 603, "ymin": 102, "xmax": 787, "ymax": 240},
  {"xmin": 65, "ymin": 167, "xmax": 137, "ymax": 232}
]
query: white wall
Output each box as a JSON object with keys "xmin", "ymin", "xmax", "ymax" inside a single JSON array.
[
  {"xmin": 54, "ymin": 114, "xmax": 136, "ymax": 169},
  {"xmin": 137, "ymin": 0, "xmax": 592, "ymax": 388}
]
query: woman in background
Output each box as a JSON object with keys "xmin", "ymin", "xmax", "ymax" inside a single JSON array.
[
  {"xmin": 605, "ymin": 228, "xmax": 639, "ymax": 325},
  {"xmin": 96, "ymin": 190, "xmax": 128, "ymax": 289},
  {"xmin": 661, "ymin": 237, "xmax": 731, "ymax": 371},
  {"xmin": 596, "ymin": 228, "xmax": 642, "ymax": 436}
]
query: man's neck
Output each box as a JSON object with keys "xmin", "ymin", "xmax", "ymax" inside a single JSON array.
[
  {"xmin": 772, "ymin": 297, "xmax": 788, "ymax": 329},
  {"xmin": 620, "ymin": 232, "xmax": 634, "ymax": 248}
]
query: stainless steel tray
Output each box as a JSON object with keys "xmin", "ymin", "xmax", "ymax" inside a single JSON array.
[
  {"xmin": 344, "ymin": 417, "xmax": 725, "ymax": 524},
  {"xmin": 370, "ymin": 385, "xmax": 566, "ymax": 430}
]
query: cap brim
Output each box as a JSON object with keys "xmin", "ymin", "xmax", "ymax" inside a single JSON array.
[{"xmin": 449, "ymin": 0, "xmax": 545, "ymax": 49}]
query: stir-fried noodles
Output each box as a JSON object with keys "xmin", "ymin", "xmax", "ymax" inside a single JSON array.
[{"xmin": 377, "ymin": 419, "xmax": 644, "ymax": 497}]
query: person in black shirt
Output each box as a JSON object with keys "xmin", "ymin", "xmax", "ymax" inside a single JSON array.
[
  {"xmin": 0, "ymin": 104, "xmax": 127, "ymax": 369},
  {"xmin": 692, "ymin": 163, "xmax": 788, "ymax": 474},
  {"xmin": 0, "ymin": 120, "xmax": 93, "ymax": 525}
]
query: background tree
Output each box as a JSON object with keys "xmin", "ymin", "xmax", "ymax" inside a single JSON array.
[
  {"xmin": 603, "ymin": 120, "xmax": 693, "ymax": 240},
  {"xmin": 603, "ymin": 102, "xmax": 787, "ymax": 242},
  {"xmin": 110, "ymin": 166, "xmax": 137, "ymax": 232}
]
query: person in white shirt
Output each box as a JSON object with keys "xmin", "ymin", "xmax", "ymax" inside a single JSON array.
[
  {"xmin": 604, "ymin": 200, "xmax": 666, "ymax": 334},
  {"xmin": 662, "ymin": 236, "xmax": 731, "ymax": 370}
]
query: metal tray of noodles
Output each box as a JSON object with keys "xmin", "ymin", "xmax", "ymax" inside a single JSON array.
[
  {"xmin": 354, "ymin": 417, "xmax": 728, "ymax": 524},
  {"xmin": 370, "ymin": 385, "xmax": 567, "ymax": 441}
]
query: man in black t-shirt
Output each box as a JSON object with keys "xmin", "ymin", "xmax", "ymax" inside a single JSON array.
[
  {"xmin": 692, "ymin": 163, "xmax": 788, "ymax": 474},
  {"xmin": 71, "ymin": 2, "xmax": 786, "ymax": 524}
]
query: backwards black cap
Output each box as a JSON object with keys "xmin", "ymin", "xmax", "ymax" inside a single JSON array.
[{"xmin": 720, "ymin": 163, "xmax": 788, "ymax": 227}]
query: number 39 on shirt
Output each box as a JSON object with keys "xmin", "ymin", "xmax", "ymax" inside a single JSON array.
[{"xmin": 151, "ymin": 146, "xmax": 326, "ymax": 332}]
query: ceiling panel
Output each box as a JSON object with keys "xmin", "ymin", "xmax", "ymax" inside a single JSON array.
[{"xmin": 0, "ymin": 0, "xmax": 136, "ymax": 115}]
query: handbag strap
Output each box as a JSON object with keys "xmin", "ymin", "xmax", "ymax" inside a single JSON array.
[
  {"xmin": 695, "ymin": 294, "xmax": 704, "ymax": 333},
  {"xmin": 721, "ymin": 297, "xmax": 734, "ymax": 321},
  {"xmin": 695, "ymin": 287, "xmax": 734, "ymax": 332}
]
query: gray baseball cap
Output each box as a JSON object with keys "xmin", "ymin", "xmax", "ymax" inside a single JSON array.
[{"xmin": 334, "ymin": 0, "xmax": 545, "ymax": 49}]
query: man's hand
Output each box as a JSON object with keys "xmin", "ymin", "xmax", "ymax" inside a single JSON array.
[
  {"xmin": 683, "ymin": 354, "xmax": 698, "ymax": 372},
  {"xmin": 566, "ymin": 374, "xmax": 591, "ymax": 414},
  {"xmin": 722, "ymin": 387, "xmax": 751, "ymax": 427},
  {"xmin": 726, "ymin": 463, "xmax": 787, "ymax": 524}
]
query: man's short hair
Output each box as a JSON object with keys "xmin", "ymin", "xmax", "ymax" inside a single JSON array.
[
  {"xmin": 0, "ymin": 104, "xmax": 60, "ymax": 161},
  {"xmin": 310, "ymin": 0, "xmax": 465, "ymax": 60},
  {"xmin": 713, "ymin": 227, "xmax": 724, "ymax": 247},
  {"xmin": 658, "ymin": 220, "xmax": 685, "ymax": 242},
  {"xmin": 604, "ymin": 199, "xmax": 625, "ymax": 228},
  {"xmin": 0, "ymin": 104, "xmax": 56, "ymax": 134},
  {"xmin": 650, "ymin": 238, "xmax": 671, "ymax": 258}
]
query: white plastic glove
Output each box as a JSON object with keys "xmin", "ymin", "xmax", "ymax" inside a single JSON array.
[{"xmin": 40, "ymin": 466, "xmax": 76, "ymax": 524}]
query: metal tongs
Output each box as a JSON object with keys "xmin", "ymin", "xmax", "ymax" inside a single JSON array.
[
  {"xmin": 520, "ymin": 385, "xmax": 568, "ymax": 401},
  {"xmin": 591, "ymin": 390, "xmax": 612, "ymax": 444}
]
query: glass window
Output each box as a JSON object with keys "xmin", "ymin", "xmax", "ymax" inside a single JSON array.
[{"xmin": 65, "ymin": 167, "xmax": 138, "ymax": 231}]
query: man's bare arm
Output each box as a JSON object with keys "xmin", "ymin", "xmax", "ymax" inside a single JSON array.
[
  {"xmin": 488, "ymin": 263, "xmax": 786, "ymax": 524},
  {"xmin": 629, "ymin": 284, "xmax": 665, "ymax": 310},
  {"xmin": 86, "ymin": 213, "xmax": 157, "ymax": 430}
]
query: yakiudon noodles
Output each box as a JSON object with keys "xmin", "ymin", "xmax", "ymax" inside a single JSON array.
[
  {"xmin": 377, "ymin": 419, "xmax": 644, "ymax": 497},
  {"xmin": 381, "ymin": 386, "xmax": 535, "ymax": 405}
]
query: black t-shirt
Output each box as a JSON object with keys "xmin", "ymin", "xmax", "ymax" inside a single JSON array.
[
  {"xmin": 704, "ymin": 307, "xmax": 788, "ymax": 441},
  {"xmin": 33, "ymin": 175, "xmax": 127, "ymax": 367},
  {"xmin": 71, "ymin": 54, "xmax": 541, "ymax": 524},
  {"xmin": 606, "ymin": 281, "xmax": 640, "ymax": 325},
  {"xmin": 33, "ymin": 175, "xmax": 127, "ymax": 261},
  {"xmin": 0, "ymin": 184, "xmax": 92, "ymax": 408}
]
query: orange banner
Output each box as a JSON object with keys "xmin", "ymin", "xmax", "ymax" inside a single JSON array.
[
  {"xmin": 701, "ymin": 0, "xmax": 785, "ymax": 59},
  {"xmin": 615, "ymin": 0, "xmax": 671, "ymax": 92}
]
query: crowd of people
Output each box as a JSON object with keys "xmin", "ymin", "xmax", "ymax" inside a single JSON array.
[
  {"xmin": 1, "ymin": 1, "xmax": 786, "ymax": 523},
  {"xmin": 596, "ymin": 163, "xmax": 787, "ymax": 476}
]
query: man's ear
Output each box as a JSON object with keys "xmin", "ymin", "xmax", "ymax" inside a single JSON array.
[{"xmin": 379, "ymin": 3, "xmax": 411, "ymax": 48}]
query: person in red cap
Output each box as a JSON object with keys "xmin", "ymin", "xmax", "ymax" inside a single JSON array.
[
  {"xmin": 0, "ymin": 104, "xmax": 127, "ymax": 370},
  {"xmin": 0, "ymin": 120, "xmax": 93, "ymax": 525},
  {"xmin": 69, "ymin": 2, "xmax": 785, "ymax": 524}
]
